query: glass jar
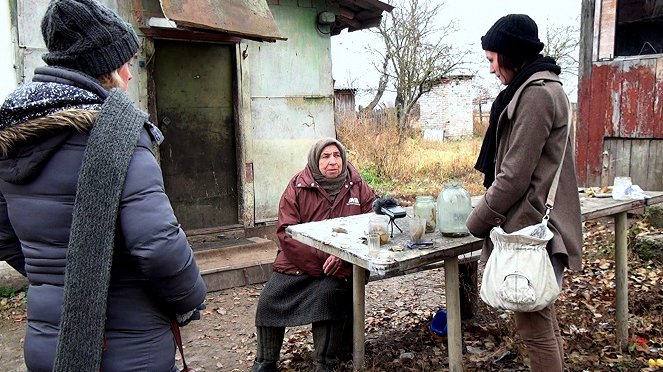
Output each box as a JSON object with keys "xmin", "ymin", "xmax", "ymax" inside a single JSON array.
[
  {"xmin": 368, "ymin": 214, "xmax": 390, "ymax": 244},
  {"xmin": 437, "ymin": 181, "xmax": 472, "ymax": 237},
  {"xmin": 413, "ymin": 195, "xmax": 437, "ymax": 233}
]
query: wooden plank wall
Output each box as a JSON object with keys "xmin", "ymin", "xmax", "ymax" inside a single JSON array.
[
  {"xmin": 577, "ymin": 56, "xmax": 663, "ymax": 191},
  {"xmin": 603, "ymin": 139, "xmax": 663, "ymax": 190}
]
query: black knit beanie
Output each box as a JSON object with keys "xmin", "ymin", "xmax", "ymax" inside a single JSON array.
[
  {"xmin": 41, "ymin": 0, "xmax": 139, "ymax": 77},
  {"xmin": 481, "ymin": 14, "xmax": 544, "ymax": 60}
]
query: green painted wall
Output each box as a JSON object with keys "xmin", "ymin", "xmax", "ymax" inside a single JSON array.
[{"xmin": 247, "ymin": 0, "xmax": 337, "ymax": 222}]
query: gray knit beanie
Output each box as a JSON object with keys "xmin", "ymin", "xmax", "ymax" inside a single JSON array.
[
  {"xmin": 41, "ymin": 0, "xmax": 139, "ymax": 77},
  {"xmin": 481, "ymin": 14, "xmax": 544, "ymax": 60}
]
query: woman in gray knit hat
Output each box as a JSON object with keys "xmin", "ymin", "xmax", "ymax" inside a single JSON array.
[
  {"xmin": 0, "ymin": 0, "xmax": 206, "ymax": 371},
  {"xmin": 252, "ymin": 138, "xmax": 376, "ymax": 372},
  {"xmin": 466, "ymin": 14, "xmax": 582, "ymax": 372}
]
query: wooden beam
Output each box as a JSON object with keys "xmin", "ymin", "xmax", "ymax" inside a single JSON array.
[
  {"xmin": 356, "ymin": 9, "xmax": 383, "ymax": 19},
  {"xmin": 347, "ymin": 0, "xmax": 394, "ymax": 12},
  {"xmin": 338, "ymin": 15, "xmax": 362, "ymax": 30},
  {"xmin": 140, "ymin": 27, "xmax": 242, "ymax": 43},
  {"xmin": 444, "ymin": 257, "xmax": 463, "ymax": 371},
  {"xmin": 340, "ymin": 7, "xmax": 355, "ymax": 20},
  {"xmin": 352, "ymin": 266, "xmax": 366, "ymax": 371},
  {"xmin": 579, "ymin": 0, "xmax": 596, "ymax": 80},
  {"xmin": 615, "ymin": 212, "xmax": 628, "ymax": 352}
]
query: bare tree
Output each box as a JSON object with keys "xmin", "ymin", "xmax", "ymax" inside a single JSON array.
[
  {"xmin": 360, "ymin": 56, "xmax": 389, "ymax": 113},
  {"xmin": 543, "ymin": 20, "xmax": 580, "ymax": 77},
  {"xmin": 476, "ymin": 20, "xmax": 581, "ymax": 101},
  {"xmin": 367, "ymin": 0, "xmax": 469, "ymax": 140}
]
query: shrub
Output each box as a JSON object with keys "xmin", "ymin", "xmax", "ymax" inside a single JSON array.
[{"xmin": 337, "ymin": 114, "xmax": 485, "ymax": 198}]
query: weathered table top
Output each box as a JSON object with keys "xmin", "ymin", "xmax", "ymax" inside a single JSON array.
[
  {"xmin": 578, "ymin": 191, "xmax": 663, "ymax": 221},
  {"xmin": 286, "ymin": 191, "xmax": 663, "ymax": 278},
  {"xmin": 287, "ymin": 212, "xmax": 482, "ymax": 277}
]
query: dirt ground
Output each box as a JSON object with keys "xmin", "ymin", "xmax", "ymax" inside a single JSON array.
[
  {"xmin": 2, "ymin": 217, "xmax": 662, "ymax": 371},
  {"xmin": 0, "ymin": 269, "xmax": 450, "ymax": 372}
]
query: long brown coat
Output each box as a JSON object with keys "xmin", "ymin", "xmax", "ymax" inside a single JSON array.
[{"xmin": 466, "ymin": 71, "xmax": 583, "ymax": 271}]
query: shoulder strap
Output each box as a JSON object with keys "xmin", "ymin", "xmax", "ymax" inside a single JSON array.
[
  {"xmin": 53, "ymin": 89, "xmax": 147, "ymax": 372},
  {"xmin": 543, "ymin": 96, "xmax": 572, "ymax": 222},
  {"xmin": 171, "ymin": 319, "xmax": 190, "ymax": 371}
]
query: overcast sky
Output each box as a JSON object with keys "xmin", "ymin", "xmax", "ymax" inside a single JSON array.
[{"xmin": 331, "ymin": 0, "xmax": 582, "ymax": 107}]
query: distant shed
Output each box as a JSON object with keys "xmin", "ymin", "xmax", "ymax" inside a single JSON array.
[
  {"xmin": 334, "ymin": 88, "xmax": 357, "ymax": 113},
  {"xmin": 418, "ymin": 75, "xmax": 474, "ymax": 140},
  {"xmin": 577, "ymin": 0, "xmax": 663, "ymax": 190}
]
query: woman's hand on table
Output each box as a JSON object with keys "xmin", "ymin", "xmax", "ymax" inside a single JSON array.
[{"xmin": 323, "ymin": 255, "xmax": 350, "ymax": 277}]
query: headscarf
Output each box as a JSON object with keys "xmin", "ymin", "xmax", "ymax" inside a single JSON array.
[{"xmin": 307, "ymin": 138, "xmax": 348, "ymax": 202}]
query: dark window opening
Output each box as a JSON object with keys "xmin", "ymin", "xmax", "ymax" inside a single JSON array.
[{"xmin": 615, "ymin": 0, "xmax": 663, "ymax": 56}]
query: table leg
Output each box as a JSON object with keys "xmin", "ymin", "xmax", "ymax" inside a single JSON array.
[
  {"xmin": 352, "ymin": 265, "xmax": 366, "ymax": 371},
  {"xmin": 615, "ymin": 211, "xmax": 628, "ymax": 351},
  {"xmin": 444, "ymin": 256, "xmax": 463, "ymax": 371}
]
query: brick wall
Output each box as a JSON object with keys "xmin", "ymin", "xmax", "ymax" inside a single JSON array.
[{"xmin": 419, "ymin": 77, "xmax": 474, "ymax": 140}]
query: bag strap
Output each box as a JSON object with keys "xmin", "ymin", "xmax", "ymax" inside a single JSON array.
[
  {"xmin": 543, "ymin": 96, "xmax": 573, "ymax": 222},
  {"xmin": 171, "ymin": 319, "xmax": 190, "ymax": 371}
]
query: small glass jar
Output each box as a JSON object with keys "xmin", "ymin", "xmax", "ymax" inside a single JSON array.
[
  {"xmin": 437, "ymin": 181, "xmax": 472, "ymax": 237},
  {"xmin": 368, "ymin": 214, "xmax": 390, "ymax": 244},
  {"xmin": 413, "ymin": 195, "xmax": 437, "ymax": 233}
]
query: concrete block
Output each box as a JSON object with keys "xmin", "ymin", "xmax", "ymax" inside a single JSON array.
[
  {"xmin": 194, "ymin": 237, "xmax": 278, "ymax": 292},
  {"xmin": 633, "ymin": 233, "xmax": 663, "ymax": 263},
  {"xmin": 0, "ymin": 262, "xmax": 27, "ymax": 291},
  {"xmin": 645, "ymin": 204, "xmax": 663, "ymax": 228}
]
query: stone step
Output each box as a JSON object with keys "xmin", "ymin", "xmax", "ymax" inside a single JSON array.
[
  {"xmin": 0, "ymin": 262, "xmax": 27, "ymax": 291},
  {"xmin": 193, "ymin": 237, "xmax": 278, "ymax": 292},
  {"xmin": 0, "ymin": 237, "xmax": 278, "ymax": 294}
]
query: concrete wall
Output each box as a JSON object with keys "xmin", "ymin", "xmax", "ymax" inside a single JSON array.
[
  {"xmin": 419, "ymin": 77, "xmax": 474, "ymax": 140},
  {"xmin": 246, "ymin": 0, "xmax": 337, "ymax": 222},
  {"xmin": 0, "ymin": 1, "xmax": 17, "ymax": 101}
]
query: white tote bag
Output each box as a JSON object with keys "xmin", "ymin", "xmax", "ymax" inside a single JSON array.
[{"xmin": 480, "ymin": 221, "xmax": 560, "ymax": 312}]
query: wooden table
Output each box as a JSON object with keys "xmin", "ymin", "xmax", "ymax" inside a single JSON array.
[
  {"xmin": 577, "ymin": 191, "xmax": 663, "ymax": 351},
  {"xmin": 286, "ymin": 191, "xmax": 663, "ymax": 371}
]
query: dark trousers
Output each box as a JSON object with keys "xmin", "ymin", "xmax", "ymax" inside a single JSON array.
[{"xmin": 254, "ymin": 320, "xmax": 348, "ymax": 371}]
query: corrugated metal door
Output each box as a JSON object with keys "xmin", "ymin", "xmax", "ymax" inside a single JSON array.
[{"xmin": 153, "ymin": 40, "xmax": 238, "ymax": 230}]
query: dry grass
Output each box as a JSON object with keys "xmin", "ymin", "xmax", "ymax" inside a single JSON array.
[{"xmin": 337, "ymin": 114, "xmax": 485, "ymax": 201}]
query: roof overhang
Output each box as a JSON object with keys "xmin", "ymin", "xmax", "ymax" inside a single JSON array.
[
  {"xmin": 135, "ymin": 0, "xmax": 286, "ymax": 42},
  {"xmin": 331, "ymin": 0, "xmax": 394, "ymax": 36}
]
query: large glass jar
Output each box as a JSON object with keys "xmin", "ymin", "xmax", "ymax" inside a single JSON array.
[
  {"xmin": 413, "ymin": 195, "xmax": 436, "ymax": 233},
  {"xmin": 437, "ymin": 181, "xmax": 472, "ymax": 237}
]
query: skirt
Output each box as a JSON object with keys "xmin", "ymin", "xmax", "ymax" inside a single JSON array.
[{"xmin": 255, "ymin": 272, "xmax": 352, "ymax": 327}]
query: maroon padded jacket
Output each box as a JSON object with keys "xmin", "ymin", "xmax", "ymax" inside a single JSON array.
[{"xmin": 273, "ymin": 163, "xmax": 376, "ymax": 278}]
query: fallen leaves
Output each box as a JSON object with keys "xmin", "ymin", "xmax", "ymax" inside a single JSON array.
[{"xmin": 0, "ymin": 218, "xmax": 662, "ymax": 371}]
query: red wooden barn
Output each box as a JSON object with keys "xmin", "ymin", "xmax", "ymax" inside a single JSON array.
[{"xmin": 578, "ymin": 0, "xmax": 663, "ymax": 190}]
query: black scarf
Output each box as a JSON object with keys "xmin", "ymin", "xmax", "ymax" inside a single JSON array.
[{"xmin": 474, "ymin": 55, "xmax": 561, "ymax": 188}]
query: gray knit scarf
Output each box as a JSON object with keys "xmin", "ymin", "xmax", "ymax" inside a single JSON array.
[
  {"xmin": 53, "ymin": 89, "xmax": 147, "ymax": 372},
  {"xmin": 307, "ymin": 138, "xmax": 348, "ymax": 202}
]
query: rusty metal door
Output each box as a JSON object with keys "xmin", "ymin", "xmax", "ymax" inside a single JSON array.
[{"xmin": 153, "ymin": 40, "xmax": 238, "ymax": 230}]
